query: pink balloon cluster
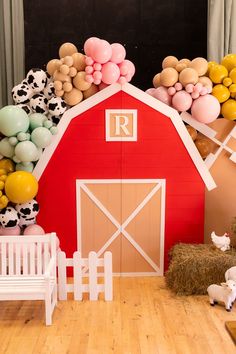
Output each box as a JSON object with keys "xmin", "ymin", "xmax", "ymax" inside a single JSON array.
[
  {"xmin": 146, "ymin": 81, "xmax": 220, "ymax": 123},
  {"xmin": 84, "ymin": 37, "xmax": 135, "ymax": 86}
]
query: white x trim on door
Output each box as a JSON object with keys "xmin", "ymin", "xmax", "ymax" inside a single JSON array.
[{"xmin": 76, "ymin": 179, "xmax": 166, "ymax": 275}]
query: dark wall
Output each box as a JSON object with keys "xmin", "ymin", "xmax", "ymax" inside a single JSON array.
[{"xmin": 23, "ymin": 0, "xmax": 207, "ymax": 90}]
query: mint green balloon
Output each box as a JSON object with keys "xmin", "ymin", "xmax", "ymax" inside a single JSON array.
[
  {"xmin": 29, "ymin": 113, "xmax": 47, "ymax": 130},
  {"xmin": 31, "ymin": 127, "xmax": 52, "ymax": 148},
  {"xmin": 16, "ymin": 162, "xmax": 34, "ymax": 172},
  {"xmin": 0, "ymin": 137, "xmax": 15, "ymax": 157},
  {"xmin": 14, "ymin": 141, "xmax": 39, "ymax": 162},
  {"xmin": 0, "ymin": 105, "xmax": 29, "ymax": 136}
]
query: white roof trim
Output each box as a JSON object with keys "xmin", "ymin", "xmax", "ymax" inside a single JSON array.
[{"xmin": 33, "ymin": 82, "xmax": 216, "ymax": 190}]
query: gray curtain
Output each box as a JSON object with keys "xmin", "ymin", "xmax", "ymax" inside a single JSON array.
[
  {"xmin": 0, "ymin": 0, "xmax": 25, "ymax": 107},
  {"xmin": 208, "ymin": 0, "xmax": 236, "ymax": 62}
]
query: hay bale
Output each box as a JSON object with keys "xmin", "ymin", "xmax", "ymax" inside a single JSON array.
[{"xmin": 165, "ymin": 243, "xmax": 236, "ymax": 295}]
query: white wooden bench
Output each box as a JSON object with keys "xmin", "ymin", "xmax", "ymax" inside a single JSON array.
[{"xmin": 0, "ymin": 232, "xmax": 57, "ymax": 325}]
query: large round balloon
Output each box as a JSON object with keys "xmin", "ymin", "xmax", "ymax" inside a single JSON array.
[
  {"xmin": 31, "ymin": 127, "xmax": 52, "ymax": 148},
  {"xmin": 221, "ymin": 99, "xmax": 236, "ymax": 120},
  {"xmin": 5, "ymin": 171, "xmax": 38, "ymax": 203},
  {"xmin": 191, "ymin": 94, "xmax": 220, "ymax": 123},
  {"xmin": 0, "ymin": 106, "xmax": 29, "ymax": 136},
  {"xmin": 14, "ymin": 141, "xmax": 40, "ymax": 162}
]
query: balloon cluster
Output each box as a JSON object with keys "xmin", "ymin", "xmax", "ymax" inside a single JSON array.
[
  {"xmin": 46, "ymin": 42, "xmax": 97, "ymax": 106},
  {"xmin": 0, "ymin": 105, "xmax": 58, "ymax": 171},
  {"xmin": 84, "ymin": 37, "xmax": 135, "ymax": 86},
  {"xmin": 208, "ymin": 54, "xmax": 236, "ymax": 120},
  {"xmin": 46, "ymin": 39, "xmax": 135, "ymax": 107},
  {"xmin": 147, "ymin": 55, "xmax": 220, "ymax": 124}
]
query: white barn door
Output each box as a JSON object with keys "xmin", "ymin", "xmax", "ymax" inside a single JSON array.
[{"xmin": 76, "ymin": 179, "xmax": 165, "ymax": 275}]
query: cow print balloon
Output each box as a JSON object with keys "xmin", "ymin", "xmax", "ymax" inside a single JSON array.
[
  {"xmin": 15, "ymin": 199, "xmax": 40, "ymax": 227},
  {"xmin": 0, "ymin": 206, "xmax": 20, "ymax": 228}
]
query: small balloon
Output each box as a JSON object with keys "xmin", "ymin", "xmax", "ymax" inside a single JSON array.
[{"xmin": 23, "ymin": 224, "xmax": 45, "ymax": 235}]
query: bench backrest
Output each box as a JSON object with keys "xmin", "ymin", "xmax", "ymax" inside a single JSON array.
[{"xmin": 0, "ymin": 233, "xmax": 56, "ymax": 276}]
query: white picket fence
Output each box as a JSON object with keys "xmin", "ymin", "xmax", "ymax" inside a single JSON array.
[{"xmin": 57, "ymin": 251, "xmax": 113, "ymax": 301}]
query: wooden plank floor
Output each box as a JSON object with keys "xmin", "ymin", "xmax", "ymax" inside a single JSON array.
[{"xmin": 0, "ymin": 277, "xmax": 236, "ymax": 354}]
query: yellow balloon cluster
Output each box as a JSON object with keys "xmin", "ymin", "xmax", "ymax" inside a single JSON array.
[
  {"xmin": 208, "ymin": 54, "xmax": 236, "ymax": 120},
  {"xmin": 0, "ymin": 159, "xmax": 15, "ymax": 209}
]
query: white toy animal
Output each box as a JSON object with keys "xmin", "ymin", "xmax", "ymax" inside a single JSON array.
[
  {"xmin": 207, "ymin": 280, "xmax": 236, "ymax": 311},
  {"xmin": 225, "ymin": 266, "xmax": 236, "ymax": 282},
  {"xmin": 211, "ymin": 231, "xmax": 230, "ymax": 251}
]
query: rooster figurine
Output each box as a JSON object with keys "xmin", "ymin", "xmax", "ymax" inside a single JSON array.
[{"xmin": 211, "ymin": 231, "xmax": 230, "ymax": 251}]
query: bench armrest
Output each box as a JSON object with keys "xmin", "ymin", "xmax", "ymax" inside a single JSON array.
[{"xmin": 44, "ymin": 257, "xmax": 56, "ymax": 279}]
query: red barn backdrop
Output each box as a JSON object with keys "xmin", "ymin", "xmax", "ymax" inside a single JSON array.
[{"xmin": 34, "ymin": 83, "xmax": 216, "ymax": 274}]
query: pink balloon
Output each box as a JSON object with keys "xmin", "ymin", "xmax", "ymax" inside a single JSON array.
[
  {"xmin": 84, "ymin": 37, "xmax": 100, "ymax": 56},
  {"xmin": 191, "ymin": 94, "xmax": 220, "ymax": 123},
  {"xmin": 85, "ymin": 56, "xmax": 94, "ymax": 66},
  {"xmin": 0, "ymin": 225, "xmax": 21, "ymax": 235},
  {"xmin": 153, "ymin": 86, "xmax": 172, "ymax": 106},
  {"xmin": 145, "ymin": 88, "xmax": 156, "ymax": 96},
  {"xmin": 93, "ymin": 63, "xmax": 102, "ymax": 71},
  {"xmin": 23, "ymin": 224, "xmax": 45, "ymax": 235},
  {"xmin": 191, "ymin": 91, "xmax": 200, "ymax": 99},
  {"xmin": 85, "ymin": 65, "xmax": 94, "ymax": 74},
  {"xmin": 93, "ymin": 71, "xmax": 102, "ymax": 81},
  {"xmin": 110, "ymin": 43, "xmax": 126, "ymax": 64},
  {"xmin": 101, "ymin": 62, "xmax": 120, "ymax": 84},
  {"xmin": 185, "ymin": 84, "xmax": 194, "ymax": 93},
  {"xmin": 172, "ymin": 90, "xmax": 193, "ymax": 111},
  {"xmin": 85, "ymin": 74, "xmax": 94, "ymax": 83},
  {"xmin": 119, "ymin": 60, "xmax": 135, "ymax": 78},
  {"xmin": 167, "ymin": 87, "xmax": 176, "ymax": 96},
  {"xmin": 91, "ymin": 40, "xmax": 112, "ymax": 64},
  {"xmin": 118, "ymin": 76, "xmax": 127, "ymax": 85}
]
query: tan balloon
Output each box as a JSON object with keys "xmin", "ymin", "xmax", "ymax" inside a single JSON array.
[
  {"xmin": 73, "ymin": 71, "xmax": 91, "ymax": 91},
  {"xmin": 186, "ymin": 125, "xmax": 197, "ymax": 141},
  {"xmin": 198, "ymin": 76, "xmax": 213, "ymax": 89},
  {"xmin": 59, "ymin": 42, "xmax": 78, "ymax": 58},
  {"xmin": 190, "ymin": 57, "xmax": 208, "ymax": 76},
  {"xmin": 53, "ymin": 70, "xmax": 71, "ymax": 83},
  {"xmin": 175, "ymin": 63, "xmax": 187, "ymax": 72},
  {"xmin": 153, "ymin": 73, "xmax": 161, "ymax": 88},
  {"xmin": 72, "ymin": 53, "xmax": 86, "ymax": 71},
  {"xmin": 160, "ymin": 67, "xmax": 179, "ymax": 87},
  {"xmin": 179, "ymin": 68, "xmax": 198, "ymax": 86},
  {"xmin": 83, "ymin": 84, "xmax": 99, "ymax": 99},
  {"xmin": 63, "ymin": 56, "xmax": 74, "ymax": 67},
  {"xmin": 162, "ymin": 56, "xmax": 178, "ymax": 69},
  {"xmin": 55, "ymin": 89, "xmax": 64, "ymax": 97},
  {"xmin": 69, "ymin": 67, "xmax": 77, "ymax": 77},
  {"xmin": 60, "ymin": 64, "xmax": 70, "ymax": 75},
  {"xmin": 195, "ymin": 138, "xmax": 212, "ymax": 158},
  {"xmin": 46, "ymin": 59, "xmax": 61, "ymax": 76},
  {"xmin": 179, "ymin": 58, "xmax": 191, "ymax": 67},
  {"xmin": 64, "ymin": 88, "xmax": 83, "ymax": 106},
  {"xmin": 63, "ymin": 82, "xmax": 73, "ymax": 92},
  {"xmin": 54, "ymin": 80, "xmax": 63, "ymax": 91}
]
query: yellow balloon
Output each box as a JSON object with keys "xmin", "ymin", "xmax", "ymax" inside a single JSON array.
[
  {"xmin": 229, "ymin": 84, "xmax": 236, "ymax": 93},
  {"xmin": 221, "ymin": 54, "xmax": 236, "ymax": 72},
  {"xmin": 0, "ymin": 159, "xmax": 15, "ymax": 173},
  {"xmin": 209, "ymin": 64, "xmax": 228, "ymax": 83},
  {"xmin": 207, "ymin": 61, "xmax": 218, "ymax": 75},
  {"xmin": 223, "ymin": 77, "xmax": 232, "ymax": 87},
  {"xmin": 229, "ymin": 68, "xmax": 236, "ymax": 83},
  {"xmin": 5, "ymin": 171, "xmax": 38, "ymax": 203},
  {"xmin": 212, "ymin": 84, "xmax": 230, "ymax": 103},
  {"xmin": 221, "ymin": 99, "xmax": 236, "ymax": 120}
]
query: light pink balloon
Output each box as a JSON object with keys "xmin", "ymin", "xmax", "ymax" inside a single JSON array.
[
  {"xmin": 110, "ymin": 43, "xmax": 126, "ymax": 64},
  {"xmin": 101, "ymin": 62, "xmax": 120, "ymax": 84},
  {"xmin": 185, "ymin": 84, "xmax": 194, "ymax": 93},
  {"xmin": 93, "ymin": 70, "xmax": 102, "ymax": 81},
  {"xmin": 91, "ymin": 40, "xmax": 112, "ymax": 64},
  {"xmin": 93, "ymin": 63, "xmax": 102, "ymax": 71},
  {"xmin": 145, "ymin": 88, "xmax": 156, "ymax": 96},
  {"xmin": 84, "ymin": 37, "xmax": 100, "ymax": 56},
  {"xmin": 85, "ymin": 65, "xmax": 94, "ymax": 74},
  {"xmin": 118, "ymin": 76, "xmax": 127, "ymax": 85},
  {"xmin": 172, "ymin": 90, "xmax": 193, "ymax": 111},
  {"xmin": 23, "ymin": 224, "xmax": 45, "ymax": 235},
  {"xmin": 0, "ymin": 225, "xmax": 21, "ymax": 235},
  {"xmin": 153, "ymin": 86, "xmax": 172, "ymax": 106},
  {"xmin": 191, "ymin": 94, "xmax": 220, "ymax": 123},
  {"xmin": 174, "ymin": 82, "xmax": 183, "ymax": 91},
  {"xmin": 167, "ymin": 87, "xmax": 176, "ymax": 96},
  {"xmin": 85, "ymin": 74, "xmax": 94, "ymax": 83},
  {"xmin": 191, "ymin": 91, "xmax": 200, "ymax": 99},
  {"xmin": 85, "ymin": 56, "xmax": 94, "ymax": 66},
  {"xmin": 119, "ymin": 60, "xmax": 135, "ymax": 78}
]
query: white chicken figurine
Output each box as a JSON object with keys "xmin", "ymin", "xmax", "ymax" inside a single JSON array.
[{"xmin": 211, "ymin": 231, "xmax": 230, "ymax": 251}]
